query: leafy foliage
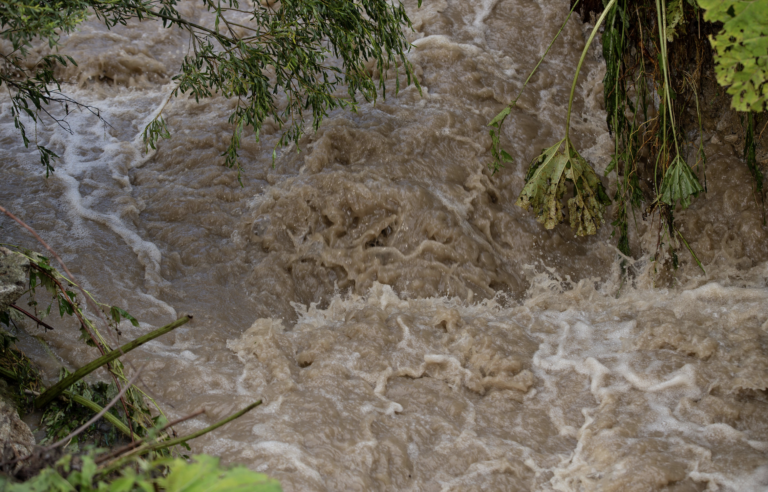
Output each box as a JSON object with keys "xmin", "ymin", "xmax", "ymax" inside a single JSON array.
[
  {"xmin": 665, "ymin": 0, "xmax": 687, "ymax": 41},
  {"xmin": 40, "ymin": 377, "xmax": 123, "ymax": 451},
  {"xmin": 517, "ymin": 139, "xmax": 610, "ymax": 235},
  {"xmin": 658, "ymin": 155, "xmax": 705, "ymax": 208},
  {"xmin": 0, "ymin": 453, "xmax": 281, "ymax": 492},
  {"xmin": 512, "ymin": 0, "xmax": 715, "ymax": 268},
  {"xmin": 696, "ymin": 0, "xmax": 768, "ymax": 112},
  {"xmin": 142, "ymin": 117, "xmax": 171, "ymax": 152},
  {"xmin": 0, "ymin": 0, "xmax": 111, "ymax": 175},
  {"xmin": 0, "ymin": 245, "xmax": 163, "ymax": 440},
  {"xmin": 1, "ymin": 0, "xmax": 422, "ymax": 175},
  {"xmin": 0, "ymin": 243, "xmax": 275, "ymax": 490},
  {"xmin": 0, "ymin": 331, "xmax": 43, "ymax": 407},
  {"xmin": 148, "ymin": 0, "xmax": 421, "ymax": 174},
  {"xmin": 511, "ymin": 0, "xmax": 615, "ymax": 236},
  {"xmin": 602, "ymin": 0, "xmax": 644, "ymax": 255},
  {"xmin": 157, "ymin": 455, "xmax": 281, "ymax": 492}
]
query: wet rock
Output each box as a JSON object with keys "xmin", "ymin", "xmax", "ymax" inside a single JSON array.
[
  {"xmin": 0, "ymin": 389, "xmax": 35, "ymax": 469},
  {"xmin": 0, "ymin": 247, "xmax": 29, "ymax": 312}
]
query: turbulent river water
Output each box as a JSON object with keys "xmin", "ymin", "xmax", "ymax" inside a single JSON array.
[{"xmin": 2, "ymin": 0, "xmax": 768, "ymax": 490}]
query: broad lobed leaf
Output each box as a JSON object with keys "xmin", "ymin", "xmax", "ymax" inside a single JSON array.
[
  {"xmin": 659, "ymin": 154, "xmax": 704, "ymax": 209},
  {"xmin": 696, "ymin": 0, "xmax": 768, "ymax": 112}
]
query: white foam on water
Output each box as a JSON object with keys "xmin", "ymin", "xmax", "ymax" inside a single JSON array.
[{"xmin": 2, "ymin": 0, "xmax": 767, "ymax": 490}]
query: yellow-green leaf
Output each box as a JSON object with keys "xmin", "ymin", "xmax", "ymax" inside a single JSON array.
[
  {"xmin": 666, "ymin": 0, "xmax": 686, "ymax": 41},
  {"xmin": 160, "ymin": 455, "xmax": 282, "ymax": 492},
  {"xmin": 516, "ymin": 139, "xmax": 568, "ymax": 230},
  {"xmin": 696, "ymin": 0, "xmax": 768, "ymax": 112}
]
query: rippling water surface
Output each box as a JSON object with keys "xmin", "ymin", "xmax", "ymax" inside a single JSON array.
[{"xmin": 1, "ymin": 1, "xmax": 767, "ymax": 490}]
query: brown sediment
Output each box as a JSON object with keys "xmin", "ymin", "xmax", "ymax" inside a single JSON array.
[{"xmin": 1, "ymin": 0, "xmax": 767, "ymax": 490}]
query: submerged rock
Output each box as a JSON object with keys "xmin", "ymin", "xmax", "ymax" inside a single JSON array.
[{"xmin": 0, "ymin": 248, "xmax": 29, "ymax": 313}]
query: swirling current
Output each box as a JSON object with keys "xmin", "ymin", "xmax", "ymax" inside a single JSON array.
[{"xmin": 1, "ymin": 1, "xmax": 767, "ymax": 490}]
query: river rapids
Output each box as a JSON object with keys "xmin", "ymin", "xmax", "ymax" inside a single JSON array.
[{"xmin": 1, "ymin": 0, "xmax": 767, "ymax": 490}]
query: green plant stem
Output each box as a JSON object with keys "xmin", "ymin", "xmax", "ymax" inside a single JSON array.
[
  {"xmin": 676, "ymin": 229, "xmax": 705, "ymax": 274},
  {"xmin": 35, "ymin": 316, "xmax": 191, "ymax": 409},
  {"xmin": 0, "ymin": 366, "xmax": 19, "ymax": 381},
  {"xmin": 565, "ymin": 0, "xmax": 617, "ymax": 141},
  {"xmin": 148, "ymin": 400, "xmax": 262, "ymax": 453},
  {"xmin": 100, "ymin": 400, "xmax": 262, "ymax": 474},
  {"xmin": 512, "ymin": 0, "xmax": 580, "ymax": 107},
  {"xmin": 63, "ymin": 390, "xmax": 137, "ymax": 440},
  {"xmin": 656, "ymin": 0, "xmax": 681, "ymax": 154}
]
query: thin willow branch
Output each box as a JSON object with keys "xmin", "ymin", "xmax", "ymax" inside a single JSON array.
[
  {"xmin": 94, "ymin": 409, "xmax": 206, "ymax": 464},
  {"xmin": 10, "ymin": 304, "xmax": 55, "ymax": 331},
  {"xmin": 565, "ymin": 0, "xmax": 617, "ymax": 141},
  {"xmin": 100, "ymin": 400, "xmax": 262, "ymax": 474}
]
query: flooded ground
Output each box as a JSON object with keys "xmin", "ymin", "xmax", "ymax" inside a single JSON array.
[{"xmin": 1, "ymin": 0, "xmax": 767, "ymax": 490}]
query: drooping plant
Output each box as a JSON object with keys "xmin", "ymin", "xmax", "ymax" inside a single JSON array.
[
  {"xmin": 0, "ymin": 0, "xmax": 422, "ymax": 177},
  {"xmin": 502, "ymin": 0, "xmax": 616, "ymax": 236},
  {"xmin": 492, "ymin": 0, "xmax": 764, "ymax": 272},
  {"xmin": 487, "ymin": 0, "xmax": 582, "ymax": 174},
  {"xmin": 655, "ymin": 0, "xmax": 705, "ymax": 212}
]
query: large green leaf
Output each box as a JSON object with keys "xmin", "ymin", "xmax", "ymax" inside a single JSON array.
[
  {"xmin": 696, "ymin": 0, "xmax": 768, "ymax": 112},
  {"xmin": 516, "ymin": 139, "xmax": 610, "ymax": 235},
  {"xmin": 160, "ymin": 455, "xmax": 282, "ymax": 492},
  {"xmin": 659, "ymin": 155, "xmax": 705, "ymax": 209},
  {"xmin": 0, "ymin": 454, "xmax": 282, "ymax": 492}
]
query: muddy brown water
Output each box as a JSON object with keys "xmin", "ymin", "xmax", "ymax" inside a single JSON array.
[{"xmin": 1, "ymin": 1, "xmax": 768, "ymax": 490}]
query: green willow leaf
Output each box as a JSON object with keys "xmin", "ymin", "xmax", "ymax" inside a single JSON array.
[
  {"xmin": 488, "ymin": 106, "xmax": 511, "ymax": 127},
  {"xmin": 110, "ymin": 305, "xmax": 139, "ymax": 327},
  {"xmin": 696, "ymin": 0, "xmax": 768, "ymax": 112}
]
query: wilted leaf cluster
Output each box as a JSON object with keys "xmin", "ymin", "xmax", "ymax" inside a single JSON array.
[
  {"xmin": 492, "ymin": 0, "xmax": 767, "ymax": 276},
  {"xmin": 516, "ymin": 139, "xmax": 610, "ymax": 236}
]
